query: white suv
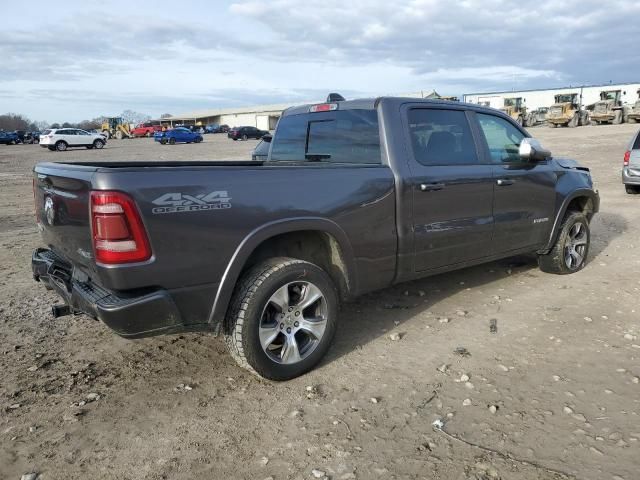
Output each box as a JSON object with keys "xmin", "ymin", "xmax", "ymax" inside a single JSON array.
[{"xmin": 39, "ymin": 128, "xmax": 107, "ymax": 151}]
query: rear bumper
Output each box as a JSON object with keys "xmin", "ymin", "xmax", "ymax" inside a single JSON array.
[
  {"xmin": 623, "ymin": 167, "xmax": 640, "ymax": 185},
  {"xmin": 32, "ymin": 248, "xmax": 187, "ymax": 338},
  {"xmin": 590, "ymin": 114, "xmax": 614, "ymax": 122}
]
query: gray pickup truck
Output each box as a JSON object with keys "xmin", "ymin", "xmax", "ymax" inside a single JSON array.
[{"xmin": 32, "ymin": 96, "xmax": 599, "ymax": 380}]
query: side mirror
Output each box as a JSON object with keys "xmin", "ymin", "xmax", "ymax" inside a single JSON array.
[{"xmin": 519, "ymin": 137, "xmax": 551, "ymax": 162}]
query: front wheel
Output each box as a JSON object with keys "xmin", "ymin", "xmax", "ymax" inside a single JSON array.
[
  {"xmin": 93, "ymin": 139, "xmax": 104, "ymax": 149},
  {"xmin": 160, "ymin": 138, "xmax": 167, "ymax": 145},
  {"xmin": 169, "ymin": 137, "xmax": 176, "ymax": 145},
  {"xmin": 538, "ymin": 211, "xmax": 590, "ymax": 274},
  {"xmin": 242, "ymin": 134, "xmax": 248, "ymax": 141},
  {"xmin": 225, "ymin": 258, "xmax": 338, "ymax": 380},
  {"xmin": 625, "ymin": 185, "xmax": 640, "ymax": 194}
]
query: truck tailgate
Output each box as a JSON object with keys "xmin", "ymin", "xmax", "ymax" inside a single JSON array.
[{"xmin": 34, "ymin": 164, "xmax": 97, "ymax": 275}]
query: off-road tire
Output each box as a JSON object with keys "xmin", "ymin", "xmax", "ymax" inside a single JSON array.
[
  {"xmin": 613, "ymin": 110, "xmax": 623, "ymax": 125},
  {"xmin": 625, "ymin": 185, "xmax": 640, "ymax": 194},
  {"xmin": 538, "ymin": 211, "xmax": 590, "ymax": 274},
  {"xmin": 224, "ymin": 257, "xmax": 338, "ymax": 381},
  {"xmin": 568, "ymin": 113, "xmax": 579, "ymax": 128}
]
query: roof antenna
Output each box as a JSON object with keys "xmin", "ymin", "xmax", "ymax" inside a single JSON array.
[{"xmin": 326, "ymin": 93, "xmax": 345, "ymax": 102}]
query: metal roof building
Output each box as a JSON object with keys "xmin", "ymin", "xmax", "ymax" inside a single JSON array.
[
  {"xmin": 156, "ymin": 102, "xmax": 295, "ymax": 131},
  {"xmin": 463, "ymin": 82, "xmax": 640, "ymax": 111}
]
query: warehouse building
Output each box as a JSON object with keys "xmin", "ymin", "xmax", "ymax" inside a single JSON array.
[
  {"xmin": 157, "ymin": 102, "xmax": 293, "ymax": 131},
  {"xmin": 463, "ymin": 82, "xmax": 640, "ymax": 110},
  {"xmin": 156, "ymin": 91, "xmax": 457, "ymax": 131}
]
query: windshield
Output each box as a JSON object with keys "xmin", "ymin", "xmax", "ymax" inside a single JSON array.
[
  {"xmin": 601, "ymin": 91, "xmax": 619, "ymax": 101},
  {"xmin": 555, "ymin": 94, "xmax": 576, "ymax": 103}
]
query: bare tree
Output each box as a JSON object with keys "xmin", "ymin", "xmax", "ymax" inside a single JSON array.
[
  {"xmin": 120, "ymin": 110, "xmax": 151, "ymax": 125},
  {"xmin": 0, "ymin": 113, "xmax": 31, "ymax": 131}
]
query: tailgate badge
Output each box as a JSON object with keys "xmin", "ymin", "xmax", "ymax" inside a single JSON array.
[{"xmin": 44, "ymin": 197, "xmax": 55, "ymax": 225}]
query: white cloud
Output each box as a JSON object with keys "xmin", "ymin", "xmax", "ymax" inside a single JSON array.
[{"xmin": 0, "ymin": 0, "xmax": 639, "ymax": 122}]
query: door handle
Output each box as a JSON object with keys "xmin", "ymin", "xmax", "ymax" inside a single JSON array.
[
  {"xmin": 420, "ymin": 183, "xmax": 445, "ymax": 192},
  {"xmin": 496, "ymin": 179, "xmax": 515, "ymax": 186}
]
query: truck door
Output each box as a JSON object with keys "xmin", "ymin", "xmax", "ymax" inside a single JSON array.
[
  {"xmin": 406, "ymin": 106, "xmax": 495, "ymax": 272},
  {"xmin": 474, "ymin": 112, "xmax": 557, "ymax": 253}
]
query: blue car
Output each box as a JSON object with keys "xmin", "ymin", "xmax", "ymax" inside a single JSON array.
[
  {"xmin": 154, "ymin": 127, "xmax": 203, "ymax": 145},
  {"xmin": 0, "ymin": 131, "xmax": 19, "ymax": 145}
]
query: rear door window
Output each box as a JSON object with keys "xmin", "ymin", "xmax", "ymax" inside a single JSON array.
[
  {"xmin": 633, "ymin": 132, "xmax": 640, "ymax": 150},
  {"xmin": 270, "ymin": 109, "xmax": 381, "ymax": 164},
  {"xmin": 408, "ymin": 108, "xmax": 478, "ymax": 165}
]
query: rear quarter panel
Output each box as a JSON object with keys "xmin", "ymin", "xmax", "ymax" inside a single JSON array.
[{"xmin": 92, "ymin": 165, "xmax": 397, "ymax": 298}]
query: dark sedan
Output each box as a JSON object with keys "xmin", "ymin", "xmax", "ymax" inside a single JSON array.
[{"xmin": 228, "ymin": 126, "xmax": 268, "ymax": 141}]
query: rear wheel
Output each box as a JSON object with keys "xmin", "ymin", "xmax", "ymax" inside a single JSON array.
[
  {"xmin": 169, "ymin": 137, "xmax": 176, "ymax": 145},
  {"xmin": 55, "ymin": 141, "xmax": 67, "ymax": 151},
  {"xmin": 225, "ymin": 258, "xmax": 338, "ymax": 380},
  {"xmin": 613, "ymin": 110, "xmax": 623, "ymax": 125},
  {"xmin": 625, "ymin": 185, "xmax": 640, "ymax": 194},
  {"xmin": 538, "ymin": 211, "xmax": 590, "ymax": 274},
  {"xmin": 195, "ymin": 136, "xmax": 202, "ymax": 143},
  {"xmin": 160, "ymin": 138, "xmax": 167, "ymax": 145},
  {"xmin": 242, "ymin": 134, "xmax": 248, "ymax": 141},
  {"xmin": 568, "ymin": 113, "xmax": 579, "ymax": 128}
]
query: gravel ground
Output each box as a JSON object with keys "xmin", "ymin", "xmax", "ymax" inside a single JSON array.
[{"xmin": 1, "ymin": 127, "xmax": 639, "ymax": 480}]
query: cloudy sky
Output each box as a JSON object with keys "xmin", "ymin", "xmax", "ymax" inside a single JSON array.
[{"xmin": 2, "ymin": 0, "xmax": 639, "ymax": 123}]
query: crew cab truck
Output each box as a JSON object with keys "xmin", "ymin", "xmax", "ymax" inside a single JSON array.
[{"xmin": 32, "ymin": 97, "xmax": 599, "ymax": 380}]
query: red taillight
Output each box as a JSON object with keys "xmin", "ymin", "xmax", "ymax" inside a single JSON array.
[
  {"xmin": 624, "ymin": 150, "xmax": 630, "ymax": 166},
  {"xmin": 309, "ymin": 103, "xmax": 338, "ymax": 113},
  {"xmin": 90, "ymin": 191, "xmax": 151, "ymax": 264}
]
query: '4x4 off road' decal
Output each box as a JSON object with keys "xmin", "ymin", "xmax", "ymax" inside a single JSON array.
[{"xmin": 151, "ymin": 191, "xmax": 231, "ymax": 214}]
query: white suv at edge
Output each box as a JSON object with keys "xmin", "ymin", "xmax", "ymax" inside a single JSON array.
[{"xmin": 39, "ymin": 128, "xmax": 107, "ymax": 151}]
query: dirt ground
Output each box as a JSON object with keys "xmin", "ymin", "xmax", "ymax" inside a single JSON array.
[{"xmin": 1, "ymin": 127, "xmax": 639, "ymax": 480}]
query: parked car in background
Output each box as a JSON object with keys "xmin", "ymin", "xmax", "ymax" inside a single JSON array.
[
  {"xmin": 24, "ymin": 131, "xmax": 41, "ymax": 144},
  {"xmin": 14, "ymin": 130, "xmax": 26, "ymax": 143},
  {"xmin": 228, "ymin": 126, "xmax": 269, "ymax": 141},
  {"xmin": 623, "ymin": 129, "xmax": 640, "ymax": 194},
  {"xmin": 131, "ymin": 122, "xmax": 163, "ymax": 137},
  {"xmin": 205, "ymin": 124, "xmax": 229, "ymax": 133},
  {"xmin": 39, "ymin": 128, "xmax": 107, "ymax": 151},
  {"xmin": 251, "ymin": 134, "xmax": 272, "ymax": 160},
  {"xmin": 154, "ymin": 127, "xmax": 203, "ymax": 145},
  {"xmin": 0, "ymin": 131, "xmax": 19, "ymax": 145}
]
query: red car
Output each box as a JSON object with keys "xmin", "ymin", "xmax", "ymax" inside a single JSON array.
[{"xmin": 131, "ymin": 123, "xmax": 163, "ymax": 137}]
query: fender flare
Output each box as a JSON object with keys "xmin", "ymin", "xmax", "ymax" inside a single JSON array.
[
  {"xmin": 207, "ymin": 217, "xmax": 357, "ymax": 326},
  {"xmin": 539, "ymin": 188, "xmax": 600, "ymax": 254}
]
